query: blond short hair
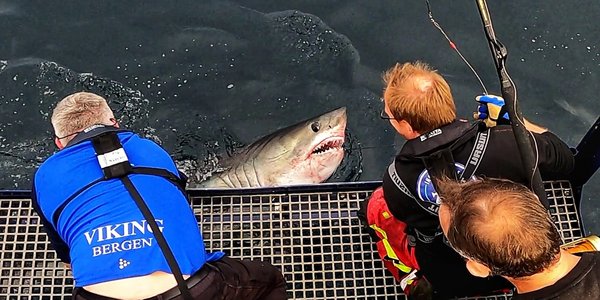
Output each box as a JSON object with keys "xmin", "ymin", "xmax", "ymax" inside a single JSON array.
[
  {"xmin": 51, "ymin": 92, "xmax": 114, "ymax": 138},
  {"xmin": 383, "ymin": 61, "xmax": 456, "ymax": 133}
]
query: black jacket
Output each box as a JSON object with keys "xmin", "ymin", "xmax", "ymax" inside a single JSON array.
[
  {"xmin": 383, "ymin": 120, "xmax": 575, "ymax": 234},
  {"xmin": 380, "ymin": 120, "xmax": 575, "ymax": 298},
  {"xmin": 512, "ymin": 252, "xmax": 600, "ymax": 299}
]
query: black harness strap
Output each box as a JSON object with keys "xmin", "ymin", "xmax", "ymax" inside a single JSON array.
[
  {"xmin": 386, "ymin": 123, "xmax": 489, "ymax": 219},
  {"xmin": 74, "ymin": 131, "xmax": 194, "ymax": 300},
  {"xmin": 120, "ymin": 176, "xmax": 192, "ymax": 300},
  {"xmin": 51, "ymin": 126, "xmax": 190, "ymax": 227},
  {"xmin": 91, "ymin": 132, "xmax": 133, "ymax": 178},
  {"xmin": 420, "ymin": 131, "xmax": 488, "ymax": 186},
  {"xmin": 52, "ymin": 178, "xmax": 104, "ymax": 227},
  {"xmin": 419, "ymin": 122, "xmax": 490, "ymax": 185},
  {"xmin": 405, "ymin": 123, "xmax": 491, "ymax": 242},
  {"xmin": 129, "ymin": 167, "xmax": 188, "ymax": 193},
  {"xmin": 421, "ymin": 148, "xmax": 459, "ymax": 182},
  {"xmin": 387, "ymin": 161, "xmax": 417, "ymax": 201},
  {"xmin": 460, "ymin": 128, "xmax": 491, "ymax": 181},
  {"xmin": 384, "ymin": 122, "xmax": 490, "ymax": 243},
  {"xmin": 51, "ymin": 167, "xmax": 188, "ymax": 228}
]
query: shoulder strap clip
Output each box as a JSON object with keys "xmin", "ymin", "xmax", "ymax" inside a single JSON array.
[{"xmin": 91, "ymin": 131, "xmax": 132, "ymax": 179}]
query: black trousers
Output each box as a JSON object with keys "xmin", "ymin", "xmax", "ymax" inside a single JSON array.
[
  {"xmin": 72, "ymin": 257, "xmax": 288, "ymax": 300},
  {"xmin": 415, "ymin": 236, "xmax": 511, "ymax": 299}
]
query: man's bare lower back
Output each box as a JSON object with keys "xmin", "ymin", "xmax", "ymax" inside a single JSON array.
[{"xmin": 83, "ymin": 271, "xmax": 190, "ymax": 299}]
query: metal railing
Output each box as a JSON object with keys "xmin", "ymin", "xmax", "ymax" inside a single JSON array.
[{"xmin": 0, "ymin": 180, "xmax": 582, "ymax": 299}]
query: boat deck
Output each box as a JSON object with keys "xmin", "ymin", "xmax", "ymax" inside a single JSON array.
[{"xmin": 0, "ymin": 180, "xmax": 582, "ymax": 299}]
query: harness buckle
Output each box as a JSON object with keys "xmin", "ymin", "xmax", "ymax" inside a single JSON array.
[{"xmin": 91, "ymin": 132, "xmax": 132, "ymax": 179}]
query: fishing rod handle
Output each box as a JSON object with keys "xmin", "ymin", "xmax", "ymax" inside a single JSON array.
[{"xmin": 499, "ymin": 81, "xmax": 549, "ymax": 209}]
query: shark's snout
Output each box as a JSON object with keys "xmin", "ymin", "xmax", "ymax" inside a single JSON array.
[
  {"xmin": 308, "ymin": 106, "xmax": 347, "ymax": 156},
  {"xmin": 328, "ymin": 107, "xmax": 347, "ymax": 127}
]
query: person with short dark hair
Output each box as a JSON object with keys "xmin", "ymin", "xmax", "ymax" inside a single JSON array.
[
  {"xmin": 32, "ymin": 92, "xmax": 288, "ymax": 299},
  {"xmin": 437, "ymin": 177, "xmax": 600, "ymax": 299}
]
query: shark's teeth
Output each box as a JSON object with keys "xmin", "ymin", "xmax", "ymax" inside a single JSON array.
[{"xmin": 312, "ymin": 138, "xmax": 344, "ymax": 154}]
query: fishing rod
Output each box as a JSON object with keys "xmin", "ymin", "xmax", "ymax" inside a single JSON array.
[
  {"xmin": 425, "ymin": 0, "xmax": 548, "ymax": 208},
  {"xmin": 473, "ymin": 0, "xmax": 548, "ymax": 208}
]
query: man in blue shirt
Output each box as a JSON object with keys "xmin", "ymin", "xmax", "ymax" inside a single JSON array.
[{"xmin": 32, "ymin": 92, "xmax": 287, "ymax": 299}]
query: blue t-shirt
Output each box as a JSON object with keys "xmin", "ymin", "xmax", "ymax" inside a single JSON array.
[{"xmin": 33, "ymin": 129, "xmax": 224, "ymax": 286}]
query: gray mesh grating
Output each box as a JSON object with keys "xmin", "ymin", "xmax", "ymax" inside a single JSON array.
[
  {"xmin": 193, "ymin": 190, "xmax": 404, "ymax": 300},
  {"xmin": 545, "ymin": 181, "xmax": 583, "ymax": 243},
  {"xmin": 0, "ymin": 197, "xmax": 73, "ymax": 299},
  {"xmin": 0, "ymin": 180, "xmax": 582, "ymax": 299}
]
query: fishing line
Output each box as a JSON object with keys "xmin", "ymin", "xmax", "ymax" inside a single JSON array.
[
  {"xmin": 425, "ymin": 0, "xmax": 488, "ymax": 94},
  {"xmin": 346, "ymin": 146, "xmax": 390, "ymax": 150},
  {"xmin": 425, "ymin": 0, "xmax": 541, "ymax": 191}
]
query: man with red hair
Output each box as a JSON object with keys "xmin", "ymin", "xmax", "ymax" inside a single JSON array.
[{"xmin": 359, "ymin": 61, "xmax": 575, "ymax": 299}]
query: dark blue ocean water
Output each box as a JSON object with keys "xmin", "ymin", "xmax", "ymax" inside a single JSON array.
[{"xmin": 1, "ymin": 1, "xmax": 599, "ymax": 232}]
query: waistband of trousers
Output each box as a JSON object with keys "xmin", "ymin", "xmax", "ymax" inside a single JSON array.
[
  {"xmin": 156, "ymin": 266, "xmax": 215, "ymax": 300},
  {"xmin": 75, "ymin": 265, "xmax": 215, "ymax": 300}
]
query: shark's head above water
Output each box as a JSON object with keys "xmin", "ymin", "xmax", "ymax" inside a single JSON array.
[
  {"xmin": 283, "ymin": 106, "xmax": 347, "ymax": 184},
  {"xmin": 200, "ymin": 107, "xmax": 347, "ymax": 188}
]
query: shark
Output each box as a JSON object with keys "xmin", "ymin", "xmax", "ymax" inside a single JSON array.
[{"xmin": 199, "ymin": 107, "xmax": 347, "ymax": 188}]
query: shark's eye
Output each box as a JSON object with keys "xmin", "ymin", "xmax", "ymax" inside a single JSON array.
[{"xmin": 310, "ymin": 122, "xmax": 320, "ymax": 132}]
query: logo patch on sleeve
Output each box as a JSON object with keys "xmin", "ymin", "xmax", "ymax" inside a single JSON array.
[{"xmin": 416, "ymin": 163, "xmax": 468, "ymax": 213}]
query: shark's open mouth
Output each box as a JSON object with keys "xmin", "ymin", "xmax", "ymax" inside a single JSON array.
[{"xmin": 312, "ymin": 137, "xmax": 344, "ymax": 155}]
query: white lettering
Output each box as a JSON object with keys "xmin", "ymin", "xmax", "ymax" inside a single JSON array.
[
  {"xmin": 105, "ymin": 224, "xmax": 124, "ymax": 240},
  {"xmin": 469, "ymin": 132, "xmax": 488, "ymax": 165},
  {"xmin": 111, "ymin": 242, "xmax": 121, "ymax": 253},
  {"xmin": 419, "ymin": 129, "xmax": 442, "ymax": 141},
  {"xmin": 83, "ymin": 220, "xmax": 164, "ymax": 244},
  {"xmin": 83, "ymin": 124, "xmax": 104, "ymax": 133},
  {"xmin": 97, "ymin": 148, "xmax": 129, "ymax": 168},
  {"xmin": 133, "ymin": 239, "xmax": 142, "ymax": 249},
  {"xmin": 90, "ymin": 238, "xmax": 154, "ymax": 256},
  {"xmin": 122, "ymin": 240, "xmax": 132, "ymax": 251},
  {"xmin": 142, "ymin": 238, "xmax": 152, "ymax": 247},
  {"xmin": 97, "ymin": 226, "xmax": 105, "ymax": 242},
  {"xmin": 469, "ymin": 150, "xmax": 482, "ymax": 165},
  {"xmin": 93, "ymin": 247, "xmax": 102, "ymax": 257},
  {"xmin": 131, "ymin": 220, "xmax": 146, "ymax": 235},
  {"xmin": 428, "ymin": 129, "xmax": 442, "ymax": 138},
  {"xmin": 84, "ymin": 229, "xmax": 97, "ymax": 245},
  {"xmin": 427, "ymin": 204, "xmax": 440, "ymax": 214},
  {"xmin": 147, "ymin": 220, "xmax": 164, "ymax": 233}
]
